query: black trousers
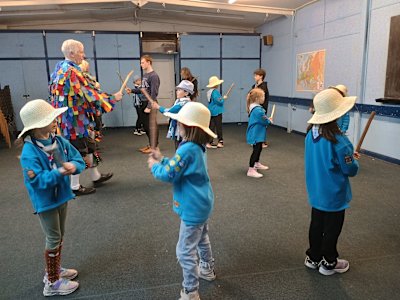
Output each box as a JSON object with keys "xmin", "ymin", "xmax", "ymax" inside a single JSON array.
[
  {"xmin": 141, "ymin": 110, "xmax": 150, "ymax": 144},
  {"xmin": 306, "ymin": 208, "xmax": 345, "ymax": 264},
  {"xmin": 135, "ymin": 104, "xmax": 146, "ymax": 130},
  {"xmin": 249, "ymin": 142, "xmax": 263, "ymax": 167},
  {"xmin": 210, "ymin": 114, "xmax": 223, "ymax": 142}
]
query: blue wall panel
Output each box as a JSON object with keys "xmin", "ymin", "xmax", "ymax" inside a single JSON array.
[
  {"xmin": 0, "ymin": 32, "xmax": 45, "ymax": 58},
  {"xmin": 46, "ymin": 32, "xmax": 94, "ymax": 58},
  {"xmin": 95, "ymin": 33, "xmax": 140, "ymax": 58},
  {"xmin": 180, "ymin": 35, "xmax": 220, "ymax": 58},
  {"xmin": 222, "ymin": 35, "xmax": 260, "ymax": 58}
]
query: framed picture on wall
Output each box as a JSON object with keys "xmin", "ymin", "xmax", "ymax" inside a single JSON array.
[{"xmin": 296, "ymin": 49, "xmax": 326, "ymax": 92}]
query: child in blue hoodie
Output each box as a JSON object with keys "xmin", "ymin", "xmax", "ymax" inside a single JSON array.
[
  {"xmin": 246, "ymin": 88, "xmax": 272, "ymax": 178},
  {"xmin": 148, "ymin": 102, "xmax": 217, "ymax": 300},
  {"xmin": 206, "ymin": 75, "xmax": 226, "ymax": 149},
  {"xmin": 18, "ymin": 99, "xmax": 85, "ymax": 297},
  {"xmin": 304, "ymin": 88, "xmax": 360, "ymax": 276}
]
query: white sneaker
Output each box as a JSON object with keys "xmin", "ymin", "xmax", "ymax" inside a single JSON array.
[
  {"xmin": 319, "ymin": 258, "xmax": 349, "ymax": 276},
  {"xmin": 247, "ymin": 167, "xmax": 263, "ymax": 178},
  {"xmin": 43, "ymin": 278, "xmax": 79, "ymax": 297},
  {"xmin": 254, "ymin": 162, "xmax": 269, "ymax": 170},
  {"xmin": 304, "ymin": 256, "xmax": 320, "ymax": 270},
  {"xmin": 199, "ymin": 260, "xmax": 216, "ymax": 281},
  {"xmin": 179, "ymin": 289, "xmax": 200, "ymax": 300},
  {"xmin": 206, "ymin": 143, "xmax": 217, "ymax": 149},
  {"xmin": 43, "ymin": 267, "xmax": 78, "ymax": 283}
]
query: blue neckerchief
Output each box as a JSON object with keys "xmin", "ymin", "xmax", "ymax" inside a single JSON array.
[
  {"xmin": 28, "ymin": 134, "xmax": 62, "ymax": 169},
  {"xmin": 311, "ymin": 125, "xmax": 322, "ymax": 142}
]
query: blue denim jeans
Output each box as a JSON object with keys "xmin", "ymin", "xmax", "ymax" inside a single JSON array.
[{"xmin": 176, "ymin": 220, "xmax": 214, "ymax": 292}]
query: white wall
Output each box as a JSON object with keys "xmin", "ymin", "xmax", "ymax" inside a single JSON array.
[{"xmin": 257, "ymin": 0, "xmax": 400, "ymax": 162}]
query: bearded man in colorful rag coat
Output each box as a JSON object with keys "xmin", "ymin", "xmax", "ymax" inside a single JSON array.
[{"xmin": 49, "ymin": 39, "xmax": 123, "ymax": 196}]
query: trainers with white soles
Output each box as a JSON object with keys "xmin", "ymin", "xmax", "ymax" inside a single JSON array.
[
  {"xmin": 43, "ymin": 267, "xmax": 78, "ymax": 283},
  {"xmin": 254, "ymin": 162, "xmax": 269, "ymax": 170},
  {"xmin": 247, "ymin": 167, "xmax": 263, "ymax": 178},
  {"xmin": 43, "ymin": 278, "xmax": 79, "ymax": 297},
  {"xmin": 199, "ymin": 260, "xmax": 216, "ymax": 281},
  {"xmin": 179, "ymin": 289, "xmax": 200, "ymax": 300},
  {"xmin": 319, "ymin": 258, "xmax": 349, "ymax": 275},
  {"xmin": 304, "ymin": 256, "xmax": 320, "ymax": 270}
]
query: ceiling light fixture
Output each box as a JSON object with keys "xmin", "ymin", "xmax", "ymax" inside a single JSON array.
[{"xmin": 228, "ymin": 0, "xmax": 237, "ymax": 4}]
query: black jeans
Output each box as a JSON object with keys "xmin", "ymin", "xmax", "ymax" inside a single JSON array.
[
  {"xmin": 306, "ymin": 208, "xmax": 345, "ymax": 265},
  {"xmin": 210, "ymin": 114, "xmax": 223, "ymax": 142},
  {"xmin": 249, "ymin": 142, "xmax": 263, "ymax": 167},
  {"xmin": 135, "ymin": 104, "xmax": 146, "ymax": 130}
]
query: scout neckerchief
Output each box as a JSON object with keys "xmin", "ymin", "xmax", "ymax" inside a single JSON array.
[
  {"xmin": 311, "ymin": 124, "xmax": 322, "ymax": 142},
  {"xmin": 25, "ymin": 134, "xmax": 61, "ymax": 169}
]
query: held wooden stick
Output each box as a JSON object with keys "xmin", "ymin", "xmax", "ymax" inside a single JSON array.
[
  {"xmin": 355, "ymin": 111, "xmax": 376, "ymax": 152},
  {"xmin": 140, "ymin": 88, "xmax": 158, "ymax": 149},
  {"xmin": 224, "ymin": 83, "xmax": 235, "ymax": 98},
  {"xmin": 118, "ymin": 70, "xmax": 134, "ymax": 94},
  {"xmin": 116, "ymin": 71, "xmax": 124, "ymax": 84},
  {"xmin": 140, "ymin": 88, "xmax": 154, "ymax": 104},
  {"xmin": 270, "ymin": 104, "xmax": 276, "ymax": 120}
]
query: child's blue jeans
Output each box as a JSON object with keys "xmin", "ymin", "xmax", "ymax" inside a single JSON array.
[{"xmin": 176, "ymin": 220, "xmax": 213, "ymax": 292}]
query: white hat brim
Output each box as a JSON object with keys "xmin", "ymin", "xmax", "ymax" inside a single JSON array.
[
  {"xmin": 18, "ymin": 107, "xmax": 68, "ymax": 139},
  {"xmin": 206, "ymin": 79, "xmax": 224, "ymax": 88},
  {"xmin": 164, "ymin": 112, "xmax": 217, "ymax": 138},
  {"xmin": 307, "ymin": 96, "xmax": 356, "ymax": 124}
]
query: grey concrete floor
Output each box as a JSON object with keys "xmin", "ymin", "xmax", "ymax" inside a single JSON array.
[{"xmin": 1, "ymin": 124, "xmax": 399, "ymax": 299}]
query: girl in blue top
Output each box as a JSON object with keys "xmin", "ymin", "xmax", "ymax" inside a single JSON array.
[
  {"xmin": 18, "ymin": 99, "xmax": 85, "ymax": 297},
  {"xmin": 246, "ymin": 88, "xmax": 272, "ymax": 178},
  {"xmin": 152, "ymin": 80, "xmax": 194, "ymax": 149},
  {"xmin": 206, "ymin": 75, "xmax": 226, "ymax": 149},
  {"xmin": 304, "ymin": 88, "xmax": 360, "ymax": 276},
  {"xmin": 148, "ymin": 102, "xmax": 217, "ymax": 300}
]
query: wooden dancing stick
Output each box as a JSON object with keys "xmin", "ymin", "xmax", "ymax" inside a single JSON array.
[
  {"xmin": 140, "ymin": 88, "xmax": 158, "ymax": 149},
  {"xmin": 224, "ymin": 83, "xmax": 235, "ymax": 98},
  {"xmin": 270, "ymin": 104, "xmax": 276, "ymax": 120},
  {"xmin": 140, "ymin": 87, "xmax": 155, "ymax": 104},
  {"xmin": 149, "ymin": 108, "xmax": 158, "ymax": 149},
  {"xmin": 118, "ymin": 70, "xmax": 134, "ymax": 94},
  {"xmin": 355, "ymin": 111, "xmax": 376, "ymax": 152},
  {"xmin": 116, "ymin": 71, "xmax": 124, "ymax": 84}
]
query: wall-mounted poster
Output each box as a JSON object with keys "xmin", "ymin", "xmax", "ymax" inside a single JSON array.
[{"xmin": 296, "ymin": 49, "xmax": 325, "ymax": 92}]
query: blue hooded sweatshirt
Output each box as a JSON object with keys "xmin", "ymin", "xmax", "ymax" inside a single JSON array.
[{"xmin": 151, "ymin": 141, "xmax": 214, "ymax": 225}]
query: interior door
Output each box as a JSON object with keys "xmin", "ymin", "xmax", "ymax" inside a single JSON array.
[{"xmin": 151, "ymin": 54, "xmax": 176, "ymax": 125}]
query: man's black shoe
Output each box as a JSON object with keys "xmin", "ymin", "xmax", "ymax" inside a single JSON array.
[
  {"xmin": 73, "ymin": 185, "xmax": 96, "ymax": 196},
  {"xmin": 93, "ymin": 172, "xmax": 113, "ymax": 187}
]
